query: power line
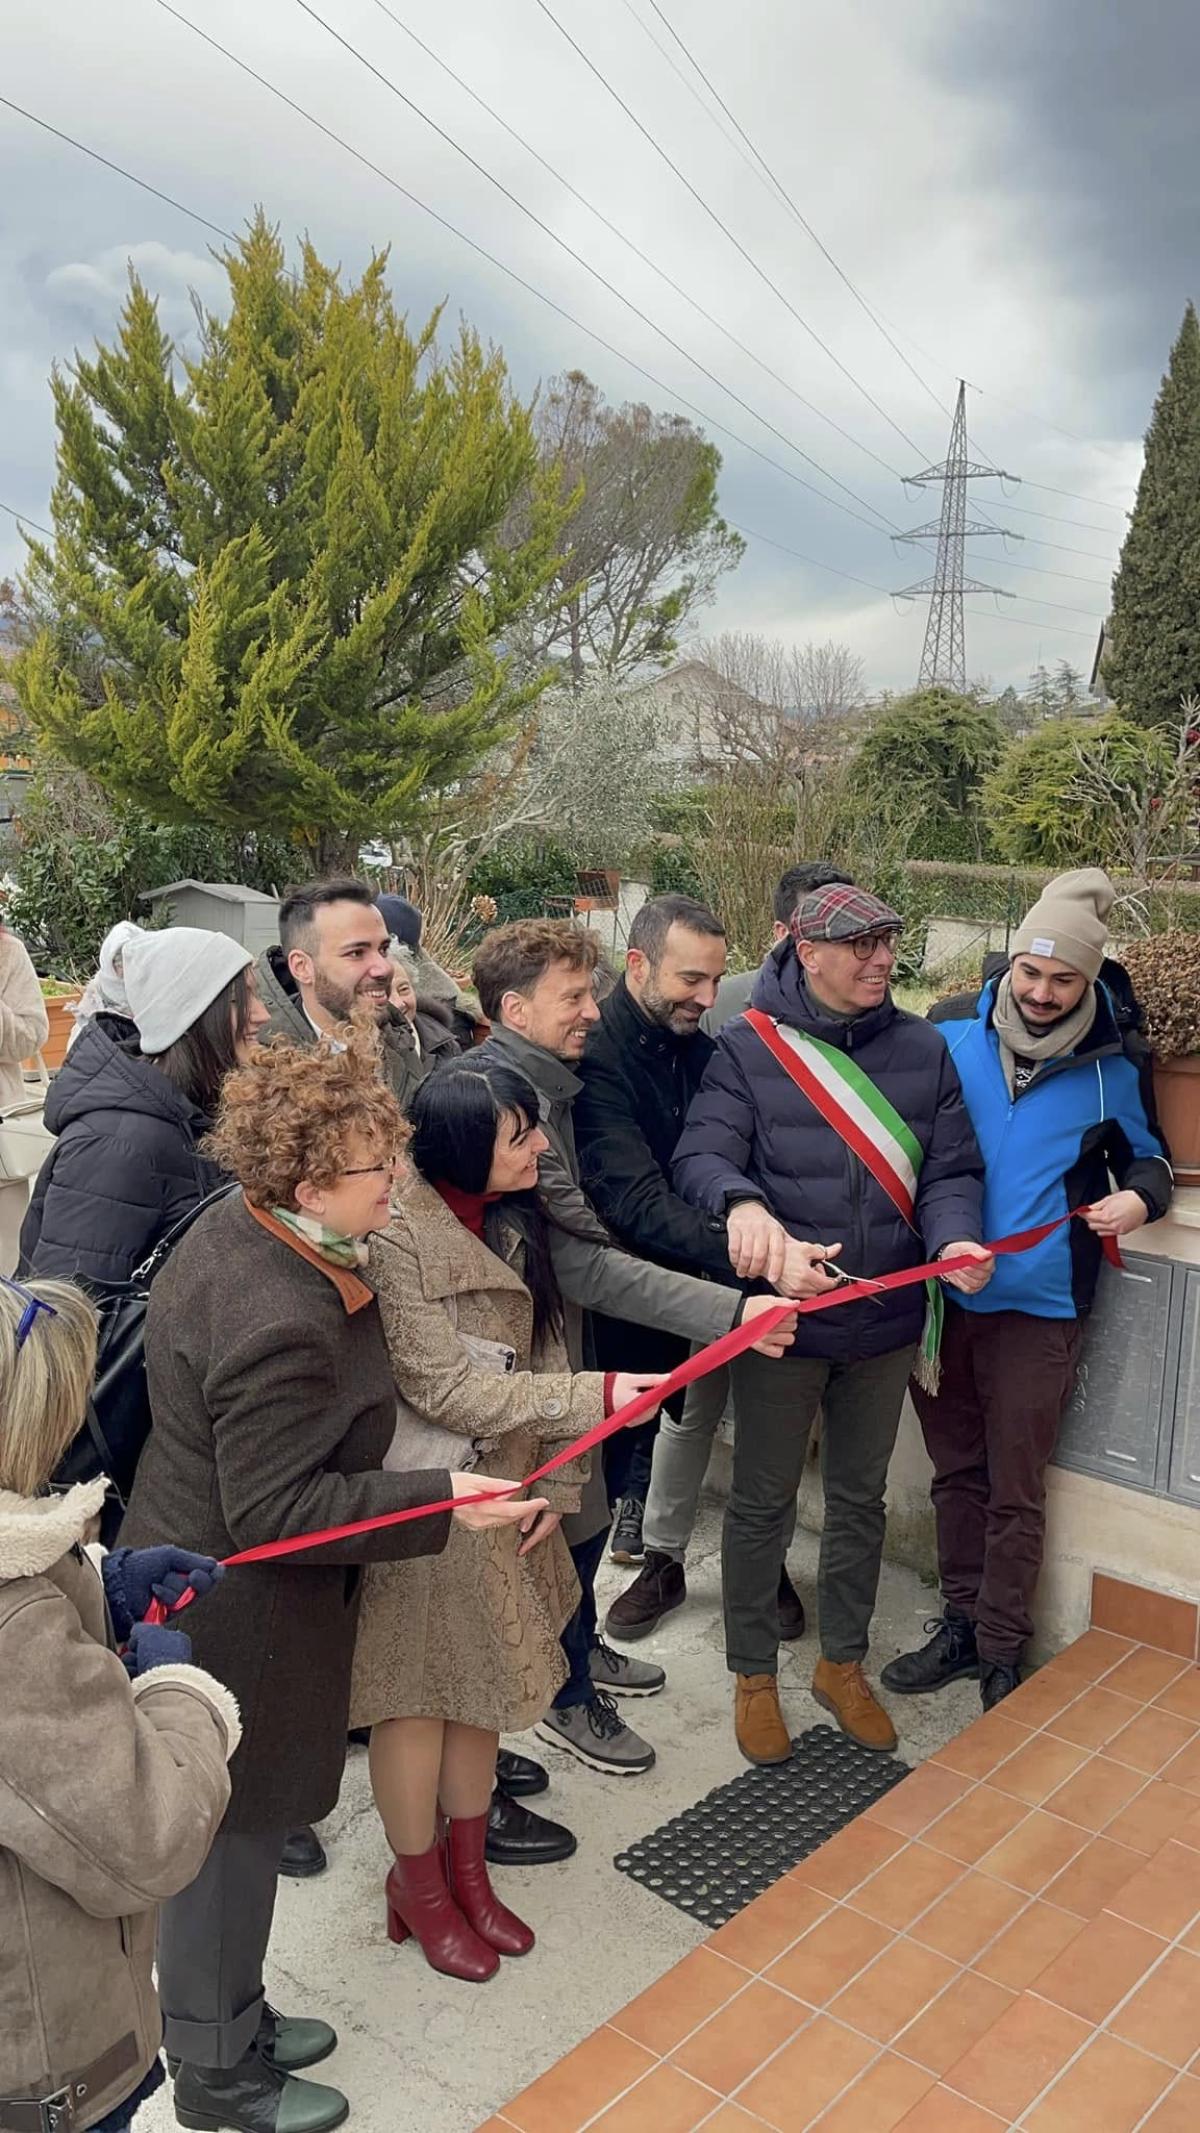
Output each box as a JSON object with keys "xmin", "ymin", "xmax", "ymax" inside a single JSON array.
[
  {"xmin": 276, "ymin": 0, "xmax": 898, "ymax": 534},
  {"xmin": 361, "ymin": 0, "xmax": 908, "ymax": 492},
  {"xmin": 80, "ymin": 8, "xmax": 893, "ymax": 543},
  {"xmin": 731, "ymin": 519, "xmax": 1100, "ymax": 643},
  {"xmin": 633, "ymin": 3, "xmax": 1138, "ymax": 510},
  {"xmin": 532, "ymin": 0, "xmax": 929, "ymax": 462},
  {"xmin": 727, "ymin": 522, "xmax": 894, "ymax": 596},
  {"xmin": 0, "ymin": 93, "xmax": 235, "ymax": 242},
  {"xmin": 0, "ymin": 499, "xmax": 54, "ymax": 539},
  {"xmin": 638, "ymin": 0, "xmax": 951, "ymax": 431}
]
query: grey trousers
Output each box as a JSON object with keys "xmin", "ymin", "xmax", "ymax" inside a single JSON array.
[
  {"xmin": 723, "ymin": 1344, "xmax": 916, "ymax": 1675},
  {"xmin": 642, "ymin": 1359, "xmax": 798, "ymax": 1564},
  {"xmin": 157, "ymin": 1826, "xmax": 286, "ymax": 2068}
]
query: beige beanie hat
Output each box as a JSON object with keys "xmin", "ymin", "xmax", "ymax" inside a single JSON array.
[{"xmin": 1011, "ymin": 867, "xmax": 1115, "ymax": 982}]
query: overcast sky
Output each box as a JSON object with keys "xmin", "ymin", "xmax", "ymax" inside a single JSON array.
[{"xmin": 3, "ymin": 0, "xmax": 1195, "ymax": 692}]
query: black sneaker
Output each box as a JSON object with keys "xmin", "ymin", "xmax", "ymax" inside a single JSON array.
[
  {"xmin": 609, "ymin": 1495, "xmax": 645, "ymax": 1564},
  {"xmin": 778, "ymin": 1567, "xmax": 806, "ymax": 1641},
  {"xmin": 980, "ymin": 1659, "xmax": 1023, "ymax": 1710},
  {"xmin": 278, "ymin": 1825, "xmax": 327, "ymax": 1878},
  {"xmin": 605, "ymin": 1550, "xmax": 685, "ymax": 1640},
  {"xmin": 880, "ymin": 1612, "xmax": 979, "ymax": 1696}
]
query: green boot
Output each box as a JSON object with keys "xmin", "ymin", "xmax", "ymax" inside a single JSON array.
[{"xmin": 173, "ymin": 2051, "xmax": 348, "ymax": 2133}]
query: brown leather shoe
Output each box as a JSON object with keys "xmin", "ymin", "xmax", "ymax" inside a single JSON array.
[
  {"xmin": 812, "ymin": 1659, "xmax": 897, "ymax": 1753},
  {"xmin": 735, "ymin": 1673, "xmax": 792, "ymax": 1765}
]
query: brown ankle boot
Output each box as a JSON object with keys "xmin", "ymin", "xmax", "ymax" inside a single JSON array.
[
  {"xmin": 445, "ymin": 1813, "xmax": 535, "ymax": 1957},
  {"xmin": 734, "ymin": 1673, "xmax": 792, "ymax": 1764},
  {"xmin": 385, "ymin": 1840, "xmax": 499, "ymax": 1980},
  {"xmin": 812, "ymin": 1658, "xmax": 897, "ymax": 1753}
]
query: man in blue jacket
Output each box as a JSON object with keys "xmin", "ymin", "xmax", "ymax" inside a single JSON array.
[
  {"xmin": 675, "ymin": 883, "xmax": 991, "ymax": 1763},
  {"xmin": 883, "ymin": 869, "xmax": 1172, "ymax": 1714}
]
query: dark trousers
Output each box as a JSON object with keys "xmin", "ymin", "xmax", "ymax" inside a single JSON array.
[
  {"xmin": 554, "ymin": 1527, "xmax": 607, "ymax": 1709},
  {"xmin": 723, "ymin": 1343, "xmax": 915, "ymax": 1675},
  {"xmin": 157, "ymin": 1825, "xmax": 286, "ymax": 2068},
  {"xmin": 603, "ymin": 1374, "xmax": 688, "ymax": 1508},
  {"xmin": 910, "ymin": 1302, "xmax": 1083, "ymax": 1665}
]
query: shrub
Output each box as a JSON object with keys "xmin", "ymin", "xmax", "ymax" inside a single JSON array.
[
  {"xmin": 1119, "ymin": 933, "xmax": 1200, "ymax": 1058},
  {"xmin": 6, "ymin": 763, "xmax": 298, "ymax": 976}
]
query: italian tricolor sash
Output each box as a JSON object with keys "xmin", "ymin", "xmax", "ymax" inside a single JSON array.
[{"xmin": 743, "ymin": 1009, "xmax": 944, "ymax": 1387}]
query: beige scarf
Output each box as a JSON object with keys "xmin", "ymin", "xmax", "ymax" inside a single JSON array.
[{"xmin": 991, "ymin": 972, "xmax": 1097, "ymax": 1096}]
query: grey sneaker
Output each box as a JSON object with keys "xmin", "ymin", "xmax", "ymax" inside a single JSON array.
[
  {"xmin": 590, "ymin": 1638, "xmax": 666, "ymax": 1699},
  {"xmin": 535, "ymin": 1692, "xmax": 656, "ymax": 1774}
]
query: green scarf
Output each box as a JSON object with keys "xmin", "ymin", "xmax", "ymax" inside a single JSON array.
[{"xmin": 271, "ymin": 1206, "xmax": 369, "ymax": 1270}]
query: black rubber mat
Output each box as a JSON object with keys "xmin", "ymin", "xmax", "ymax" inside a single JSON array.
[{"xmin": 613, "ymin": 1723, "xmax": 911, "ymax": 1927}]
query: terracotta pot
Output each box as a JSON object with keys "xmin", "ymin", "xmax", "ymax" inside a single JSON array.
[
  {"xmin": 1152, "ymin": 1052, "xmax": 1200, "ymax": 1185},
  {"xmin": 40, "ymin": 993, "xmax": 82, "ymax": 1071}
]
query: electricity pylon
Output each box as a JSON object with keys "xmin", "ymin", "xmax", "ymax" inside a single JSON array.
[{"xmin": 895, "ymin": 381, "xmax": 1014, "ymax": 691}]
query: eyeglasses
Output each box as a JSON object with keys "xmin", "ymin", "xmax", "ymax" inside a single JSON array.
[
  {"xmin": 0, "ymin": 1272, "xmax": 58, "ymax": 1348},
  {"xmin": 342, "ymin": 1160, "xmax": 397, "ymax": 1178},
  {"xmin": 847, "ymin": 929, "xmax": 900, "ymax": 962}
]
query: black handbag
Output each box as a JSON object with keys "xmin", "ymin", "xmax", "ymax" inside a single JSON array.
[{"xmin": 53, "ymin": 1184, "xmax": 239, "ymax": 1529}]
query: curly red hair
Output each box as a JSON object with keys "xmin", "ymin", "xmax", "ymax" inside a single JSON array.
[{"xmin": 206, "ymin": 1024, "xmax": 407, "ymax": 1207}]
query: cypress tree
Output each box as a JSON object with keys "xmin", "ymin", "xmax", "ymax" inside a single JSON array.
[
  {"xmin": 1104, "ymin": 300, "xmax": 1200, "ymax": 727},
  {"xmin": 16, "ymin": 215, "xmax": 565, "ymax": 867}
]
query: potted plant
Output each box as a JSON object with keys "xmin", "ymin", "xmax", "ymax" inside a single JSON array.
[
  {"xmin": 1121, "ymin": 932, "xmax": 1200, "ymax": 1184},
  {"xmin": 38, "ymin": 976, "xmax": 84, "ymax": 1070}
]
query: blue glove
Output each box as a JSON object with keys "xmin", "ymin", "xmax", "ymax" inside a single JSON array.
[
  {"xmin": 102, "ymin": 1547, "xmax": 224, "ymax": 1638},
  {"xmin": 121, "ymin": 1622, "xmax": 193, "ymax": 1677}
]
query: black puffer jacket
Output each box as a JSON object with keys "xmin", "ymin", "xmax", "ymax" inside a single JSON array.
[
  {"xmin": 673, "ymin": 941, "xmax": 985, "ymax": 1361},
  {"xmin": 20, "ymin": 1016, "xmax": 225, "ymax": 1285}
]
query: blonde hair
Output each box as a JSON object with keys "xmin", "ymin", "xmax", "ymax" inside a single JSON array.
[{"xmin": 0, "ymin": 1280, "xmax": 99, "ymax": 1497}]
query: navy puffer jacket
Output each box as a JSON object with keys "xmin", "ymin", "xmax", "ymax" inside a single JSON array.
[
  {"xmin": 20, "ymin": 1016, "xmax": 225, "ymax": 1286},
  {"xmin": 672, "ymin": 942, "xmax": 985, "ymax": 1361}
]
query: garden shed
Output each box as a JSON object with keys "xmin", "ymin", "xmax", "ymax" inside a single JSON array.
[{"xmin": 140, "ymin": 880, "xmax": 280, "ymax": 955}]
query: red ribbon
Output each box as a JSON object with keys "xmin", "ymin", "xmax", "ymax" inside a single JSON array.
[{"xmin": 145, "ymin": 1209, "xmax": 1122, "ymax": 1622}]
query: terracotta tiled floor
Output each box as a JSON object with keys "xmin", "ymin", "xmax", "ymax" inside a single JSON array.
[{"xmin": 482, "ymin": 1581, "xmax": 1200, "ymax": 2132}]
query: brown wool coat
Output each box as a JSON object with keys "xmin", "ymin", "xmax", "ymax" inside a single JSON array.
[
  {"xmin": 350, "ymin": 1178, "xmax": 605, "ymax": 1733},
  {"xmin": 120, "ymin": 1193, "xmax": 452, "ymax": 1832},
  {"xmin": 0, "ymin": 1477, "xmax": 238, "ymax": 2129}
]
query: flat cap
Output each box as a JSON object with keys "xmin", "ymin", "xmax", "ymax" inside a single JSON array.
[{"xmin": 790, "ymin": 882, "xmax": 903, "ymax": 943}]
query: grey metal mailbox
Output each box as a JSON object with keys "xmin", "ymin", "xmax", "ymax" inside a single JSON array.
[
  {"xmin": 1167, "ymin": 1269, "xmax": 1200, "ymax": 1509},
  {"xmin": 140, "ymin": 880, "xmax": 280, "ymax": 956},
  {"xmin": 1052, "ymin": 1251, "xmax": 1174, "ymax": 1493}
]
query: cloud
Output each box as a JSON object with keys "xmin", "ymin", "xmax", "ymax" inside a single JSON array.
[
  {"xmin": 41, "ymin": 239, "xmax": 226, "ymax": 338},
  {"xmin": 0, "ymin": 0, "xmax": 1187, "ymax": 685}
]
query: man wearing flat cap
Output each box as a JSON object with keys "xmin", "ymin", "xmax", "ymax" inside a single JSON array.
[
  {"xmin": 884, "ymin": 868, "xmax": 1172, "ymax": 1714},
  {"xmin": 674, "ymin": 882, "xmax": 991, "ymax": 1763}
]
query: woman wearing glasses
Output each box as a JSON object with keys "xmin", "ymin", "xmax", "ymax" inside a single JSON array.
[
  {"xmin": 0, "ymin": 1270, "xmax": 239, "ymax": 2133},
  {"xmin": 120, "ymin": 1029, "xmax": 542, "ymax": 2133}
]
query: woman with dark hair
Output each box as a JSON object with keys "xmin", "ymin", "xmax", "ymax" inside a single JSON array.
[
  {"xmin": 21, "ymin": 927, "xmax": 270, "ymax": 1285},
  {"xmin": 350, "ymin": 1062, "xmax": 665, "ymax": 1981}
]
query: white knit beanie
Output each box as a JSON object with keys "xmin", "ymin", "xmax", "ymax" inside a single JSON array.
[
  {"xmin": 1012, "ymin": 867, "xmax": 1115, "ymax": 983},
  {"xmin": 124, "ymin": 927, "xmax": 254, "ymax": 1054}
]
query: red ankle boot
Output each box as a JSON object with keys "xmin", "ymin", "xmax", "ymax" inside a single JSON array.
[
  {"xmin": 446, "ymin": 1812, "xmax": 535, "ymax": 1957},
  {"xmin": 385, "ymin": 1839, "xmax": 499, "ymax": 1981}
]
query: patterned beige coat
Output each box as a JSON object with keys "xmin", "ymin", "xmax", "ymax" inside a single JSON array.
[{"xmin": 350, "ymin": 1178, "xmax": 606, "ymax": 1733}]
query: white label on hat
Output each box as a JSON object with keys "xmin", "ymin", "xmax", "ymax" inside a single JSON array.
[{"xmin": 1030, "ymin": 936, "xmax": 1056, "ymax": 957}]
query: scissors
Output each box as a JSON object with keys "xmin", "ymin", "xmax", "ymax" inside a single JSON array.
[{"xmin": 814, "ymin": 1253, "xmax": 888, "ymax": 1307}]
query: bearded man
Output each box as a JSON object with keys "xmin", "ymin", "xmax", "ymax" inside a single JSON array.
[{"xmin": 883, "ymin": 868, "xmax": 1172, "ymax": 1712}]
